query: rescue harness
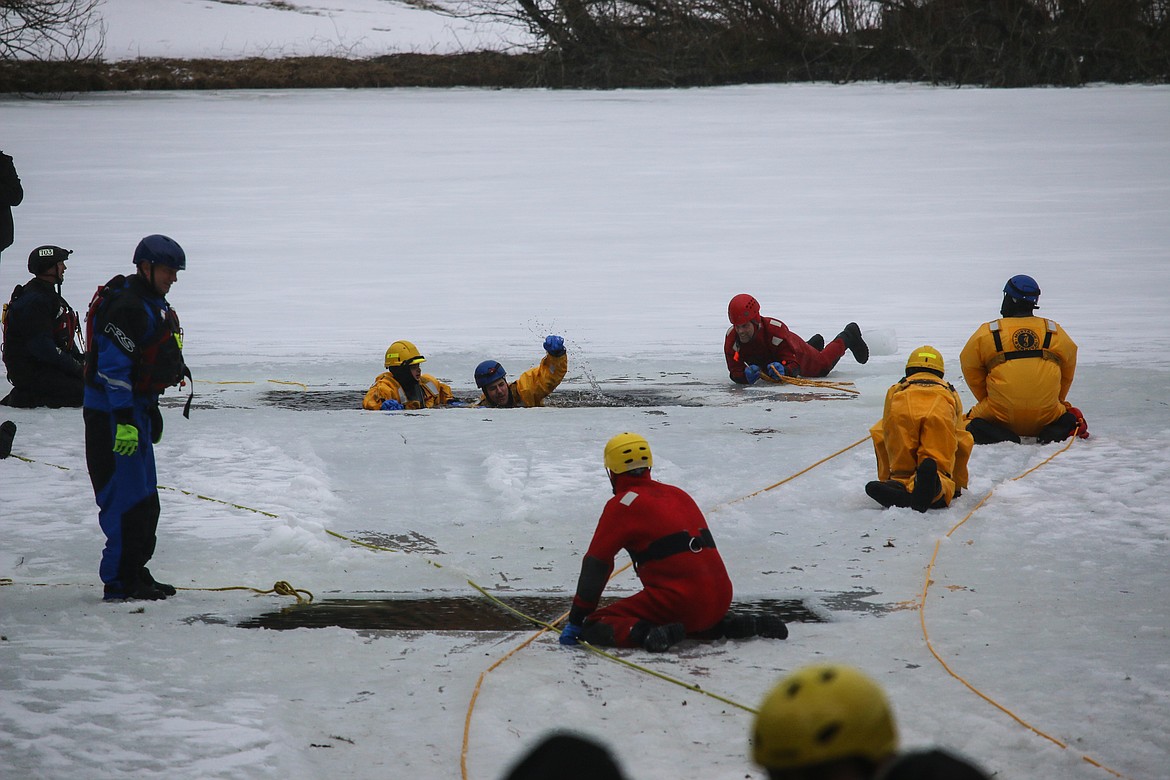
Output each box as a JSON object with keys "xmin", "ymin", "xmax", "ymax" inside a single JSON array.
[
  {"xmin": 85, "ymin": 274, "xmax": 194, "ymax": 418},
  {"xmin": 988, "ymin": 318, "xmax": 1059, "ymax": 364},
  {"xmin": 630, "ymin": 528, "xmax": 716, "ymax": 570}
]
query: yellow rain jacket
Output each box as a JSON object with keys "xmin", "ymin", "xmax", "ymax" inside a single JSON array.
[
  {"xmin": 960, "ymin": 316, "xmax": 1077, "ymax": 437},
  {"xmin": 478, "ymin": 352, "xmax": 567, "ymax": 408},
  {"xmin": 869, "ymin": 375, "xmax": 973, "ymax": 507},
  {"xmin": 362, "ymin": 372, "xmax": 453, "ymax": 411}
]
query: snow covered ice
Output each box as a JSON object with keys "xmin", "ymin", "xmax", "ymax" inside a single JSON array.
[{"xmin": 2, "ymin": 45, "xmax": 1169, "ymax": 780}]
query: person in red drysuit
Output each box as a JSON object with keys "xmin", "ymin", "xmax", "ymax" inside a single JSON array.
[
  {"xmin": 559, "ymin": 432, "xmax": 786, "ymax": 652},
  {"xmin": 724, "ymin": 293, "xmax": 869, "ymax": 384}
]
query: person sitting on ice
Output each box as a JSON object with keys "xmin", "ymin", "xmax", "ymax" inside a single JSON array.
[
  {"xmin": 751, "ymin": 663, "xmax": 990, "ymax": 780},
  {"xmin": 559, "ymin": 432, "xmax": 787, "ymax": 653},
  {"xmin": 959, "ymin": 274, "xmax": 1087, "ymax": 445},
  {"xmin": 866, "ymin": 346, "xmax": 973, "ymax": 512},
  {"xmin": 2, "ymin": 245, "xmax": 85, "ymax": 408},
  {"xmin": 473, "ymin": 335, "xmax": 567, "ymax": 408},
  {"xmin": 362, "ymin": 340, "xmax": 456, "ymax": 411},
  {"xmin": 724, "ymin": 293, "xmax": 868, "ymax": 385}
]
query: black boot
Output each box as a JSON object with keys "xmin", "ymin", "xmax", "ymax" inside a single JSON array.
[
  {"xmin": 1036, "ymin": 412, "xmax": 1077, "ymax": 444},
  {"xmin": 807, "ymin": 333, "xmax": 825, "ymax": 351},
  {"xmin": 642, "ymin": 623, "xmax": 686, "ymax": 652},
  {"xmin": 836, "ymin": 323, "xmax": 869, "ymax": 364},
  {"xmin": 0, "ymin": 420, "xmax": 15, "ymax": 459},
  {"xmin": 140, "ymin": 567, "xmax": 177, "ymax": 596},
  {"xmin": 911, "ymin": 458, "xmax": 941, "ymax": 513},
  {"xmin": 718, "ymin": 612, "xmax": 789, "ymax": 640},
  {"xmin": 866, "ymin": 480, "xmax": 912, "ymax": 508},
  {"xmin": 966, "ymin": 418, "xmax": 1021, "ymax": 445}
]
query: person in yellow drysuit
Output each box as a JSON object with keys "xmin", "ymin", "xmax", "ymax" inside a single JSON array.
[
  {"xmin": 362, "ymin": 340, "xmax": 454, "ymax": 410},
  {"xmin": 960, "ymin": 275, "xmax": 1087, "ymax": 445},
  {"xmin": 474, "ymin": 335, "xmax": 567, "ymax": 408},
  {"xmin": 866, "ymin": 346, "xmax": 973, "ymax": 512}
]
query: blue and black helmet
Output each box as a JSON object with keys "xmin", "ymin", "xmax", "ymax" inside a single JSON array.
[
  {"xmin": 133, "ymin": 234, "xmax": 186, "ymax": 270},
  {"xmin": 1003, "ymin": 274, "xmax": 1040, "ymax": 304},
  {"xmin": 474, "ymin": 360, "xmax": 506, "ymax": 389}
]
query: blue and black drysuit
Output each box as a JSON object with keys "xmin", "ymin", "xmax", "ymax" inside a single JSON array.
[{"xmin": 83, "ymin": 273, "xmax": 186, "ymax": 600}]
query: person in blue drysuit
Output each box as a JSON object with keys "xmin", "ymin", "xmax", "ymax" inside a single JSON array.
[{"xmin": 84, "ymin": 235, "xmax": 190, "ymax": 601}]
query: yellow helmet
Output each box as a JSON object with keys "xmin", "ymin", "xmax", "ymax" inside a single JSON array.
[
  {"xmin": 603, "ymin": 432, "xmax": 652, "ymax": 474},
  {"xmin": 905, "ymin": 345, "xmax": 944, "ymax": 376},
  {"xmin": 384, "ymin": 340, "xmax": 425, "ymax": 369},
  {"xmin": 751, "ymin": 664, "xmax": 898, "ymax": 772}
]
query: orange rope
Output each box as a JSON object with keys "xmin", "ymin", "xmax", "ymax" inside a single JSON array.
[
  {"xmin": 717, "ymin": 435, "xmax": 871, "ymax": 507},
  {"xmin": 460, "ymin": 562, "xmax": 631, "ymax": 780},
  {"xmin": 919, "ymin": 432, "xmax": 1127, "ymax": 778}
]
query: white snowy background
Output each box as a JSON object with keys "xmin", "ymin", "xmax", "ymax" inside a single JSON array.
[{"xmin": 2, "ymin": 3, "xmax": 1169, "ymax": 780}]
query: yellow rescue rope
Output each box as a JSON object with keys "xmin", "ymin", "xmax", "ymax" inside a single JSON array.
[
  {"xmin": 918, "ymin": 432, "xmax": 1128, "ymax": 779},
  {"xmin": 714, "ymin": 435, "xmax": 871, "ymax": 508},
  {"xmin": 760, "ymin": 373, "xmax": 859, "ymax": 395}
]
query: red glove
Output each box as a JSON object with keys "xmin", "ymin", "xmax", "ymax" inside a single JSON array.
[{"xmin": 1068, "ymin": 406, "xmax": 1089, "ymax": 439}]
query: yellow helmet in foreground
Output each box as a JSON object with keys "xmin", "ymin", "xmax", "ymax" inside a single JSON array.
[
  {"xmin": 752, "ymin": 664, "xmax": 898, "ymax": 772},
  {"xmin": 905, "ymin": 345, "xmax": 944, "ymax": 376},
  {"xmin": 385, "ymin": 340, "xmax": 425, "ymax": 369},
  {"xmin": 603, "ymin": 432, "xmax": 652, "ymax": 474}
]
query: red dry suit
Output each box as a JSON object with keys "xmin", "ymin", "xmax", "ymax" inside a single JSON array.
[
  {"xmin": 568, "ymin": 471, "xmax": 732, "ymax": 647},
  {"xmin": 724, "ymin": 318, "xmax": 845, "ymax": 382}
]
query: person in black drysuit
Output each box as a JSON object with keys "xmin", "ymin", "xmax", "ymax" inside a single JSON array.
[
  {"xmin": 0, "ymin": 150, "xmax": 22, "ymax": 264},
  {"xmin": 84, "ymin": 234, "xmax": 189, "ymax": 601},
  {"xmin": 2, "ymin": 245, "xmax": 85, "ymax": 408}
]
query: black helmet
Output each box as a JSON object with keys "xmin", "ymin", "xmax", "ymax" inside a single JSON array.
[
  {"xmin": 133, "ymin": 234, "xmax": 186, "ymax": 270},
  {"xmin": 28, "ymin": 245, "xmax": 72, "ymax": 275}
]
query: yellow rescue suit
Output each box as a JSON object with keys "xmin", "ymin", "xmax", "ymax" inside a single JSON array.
[
  {"xmin": 362, "ymin": 372, "xmax": 453, "ymax": 410},
  {"xmin": 869, "ymin": 376, "xmax": 973, "ymax": 507},
  {"xmin": 960, "ymin": 316, "xmax": 1077, "ymax": 437},
  {"xmin": 478, "ymin": 352, "xmax": 567, "ymax": 408}
]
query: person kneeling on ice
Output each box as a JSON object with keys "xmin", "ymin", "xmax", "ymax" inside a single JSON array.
[
  {"xmin": 866, "ymin": 346, "xmax": 973, "ymax": 512},
  {"xmin": 1, "ymin": 245, "xmax": 85, "ymax": 408},
  {"xmin": 725, "ymin": 293, "xmax": 868, "ymax": 385},
  {"xmin": 959, "ymin": 274, "xmax": 1088, "ymax": 445},
  {"xmin": 559, "ymin": 432, "xmax": 787, "ymax": 653},
  {"xmin": 751, "ymin": 664, "xmax": 989, "ymax": 780},
  {"xmin": 474, "ymin": 335, "xmax": 567, "ymax": 408},
  {"xmin": 362, "ymin": 340, "xmax": 457, "ymax": 411}
]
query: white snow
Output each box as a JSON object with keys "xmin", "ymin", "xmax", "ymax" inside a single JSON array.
[{"xmin": 2, "ymin": 9, "xmax": 1170, "ymax": 780}]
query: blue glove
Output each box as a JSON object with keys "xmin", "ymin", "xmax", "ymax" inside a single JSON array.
[
  {"xmin": 544, "ymin": 335, "xmax": 565, "ymax": 356},
  {"xmin": 447, "ymin": 400, "xmax": 466, "ymax": 408},
  {"xmin": 764, "ymin": 362, "xmax": 786, "ymax": 380},
  {"xmin": 559, "ymin": 622, "xmax": 583, "ymax": 646},
  {"xmin": 380, "ymin": 399, "xmax": 404, "ymax": 411},
  {"xmin": 743, "ymin": 364, "xmax": 761, "ymax": 385}
]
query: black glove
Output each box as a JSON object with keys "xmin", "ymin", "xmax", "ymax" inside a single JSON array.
[{"xmin": 148, "ymin": 405, "xmax": 163, "ymax": 444}]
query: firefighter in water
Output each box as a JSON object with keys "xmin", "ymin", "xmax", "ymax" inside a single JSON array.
[
  {"xmin": 866, "ymin": 346, "xmax": 973, "ymax": 512},
  {"xmin": 362, "ymin": 340, "xmax": 455, "ymax": 410},
  {"xmin": 960, "ymin": 275, "xmax": 1087, "ymax": 444},
  {"xmin": 724, "ymin": 293, "xmax": 868, "ymax": 384},
  {"xmin": 559, "ymin": 432, "xmax": 786, "ymax": 653},
  {"xmin": 2, "ymin": 245, "xmax": 85, "ymax": 408},
  {"xmin": 474, "ymin": 335, "xmax": 567, "ymax": 408}
]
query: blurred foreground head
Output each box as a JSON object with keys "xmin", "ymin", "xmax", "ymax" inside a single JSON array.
[
  {"xmin": 502, "ymin": 732, "xmax": 627, "ymax": 780},
  {"xmin": 751, "ymin": 664, "xmax": 897, "ymax": 780}
]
